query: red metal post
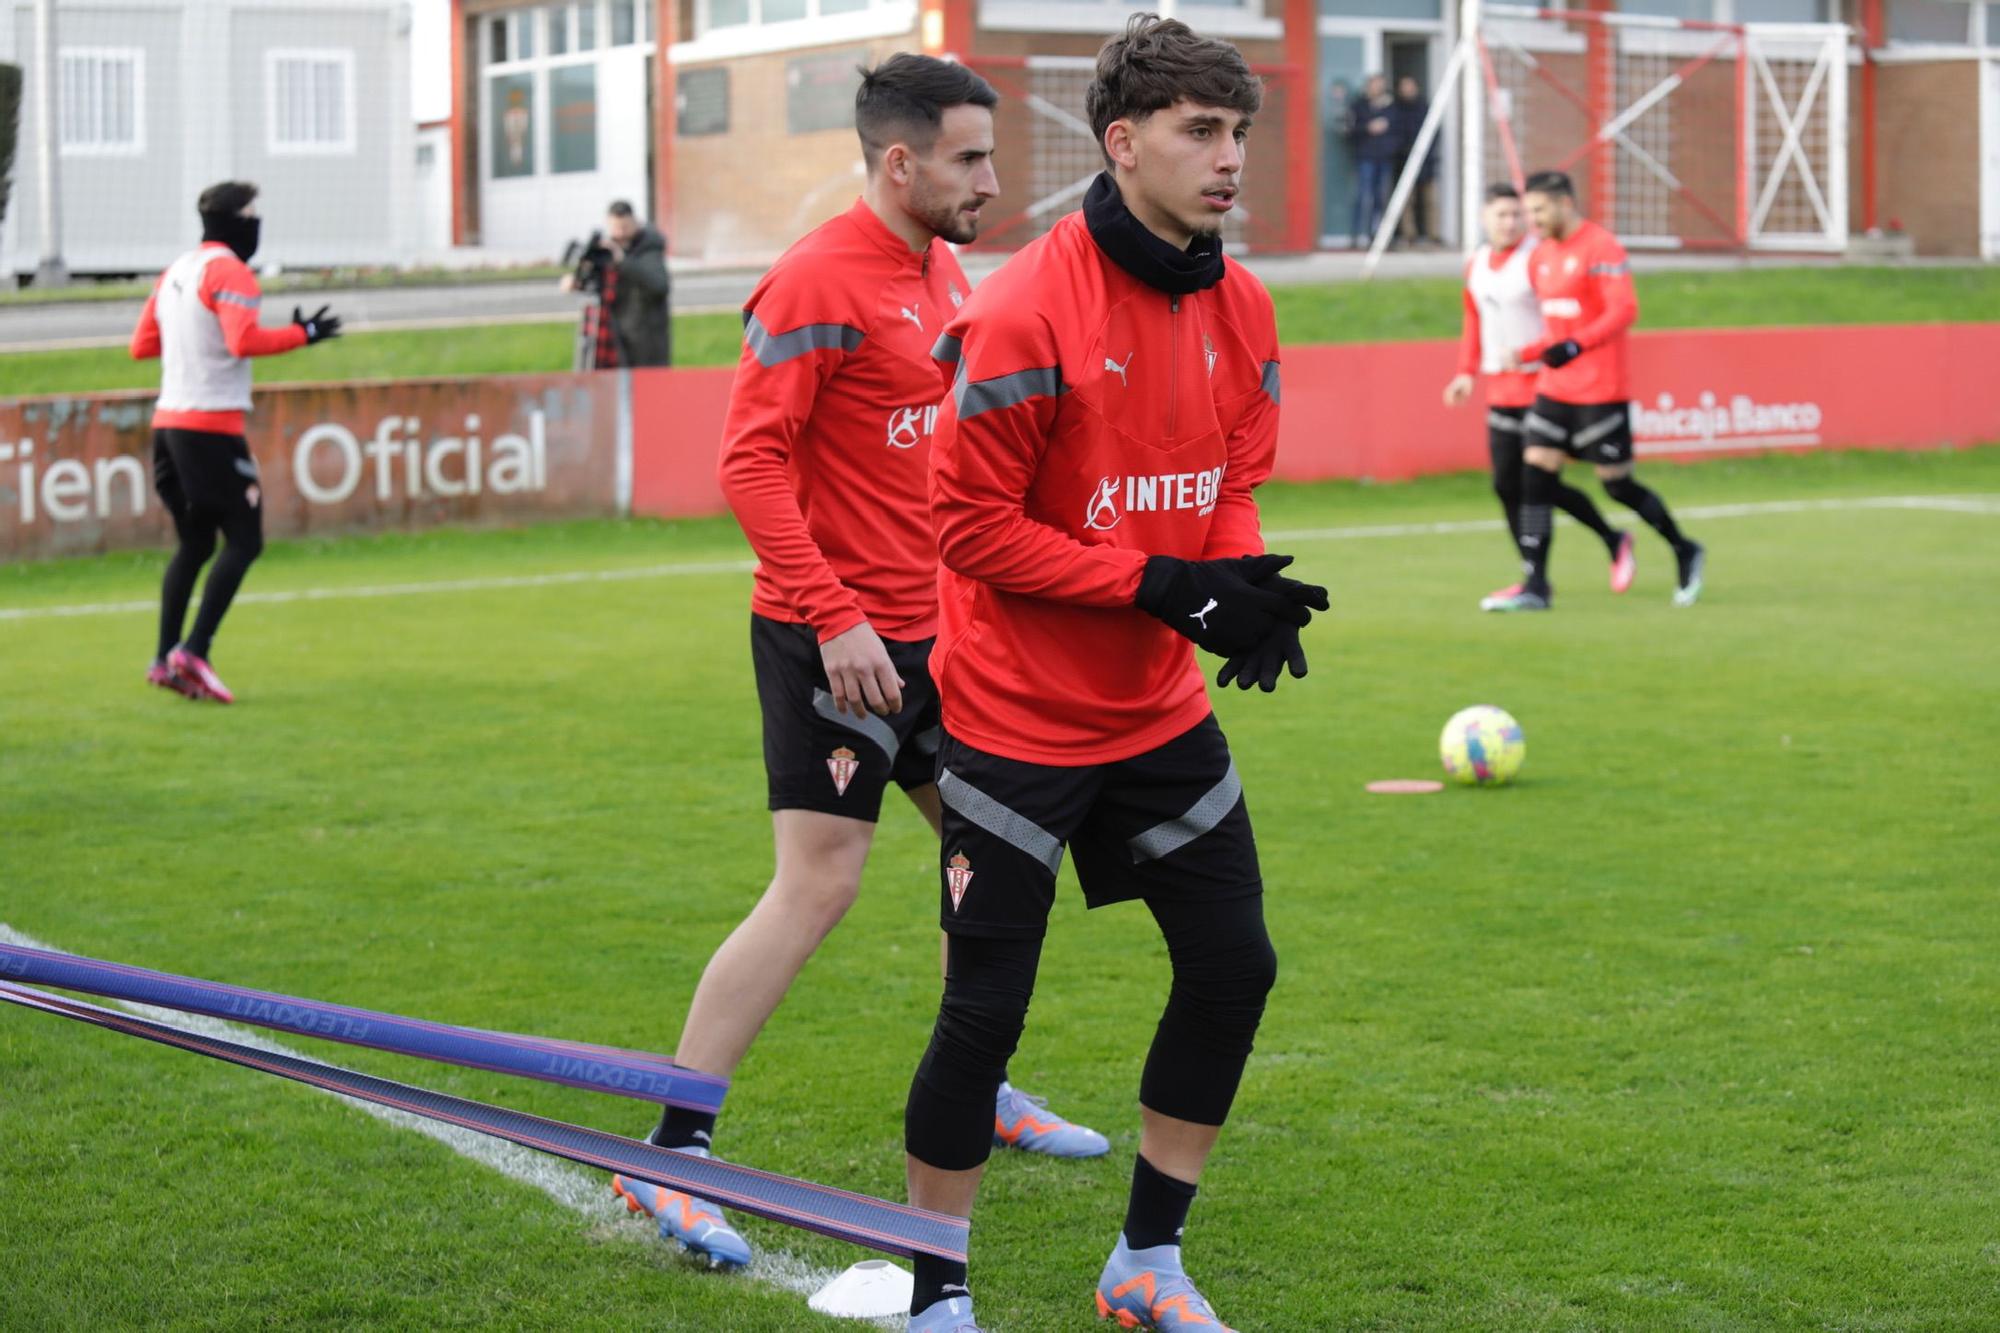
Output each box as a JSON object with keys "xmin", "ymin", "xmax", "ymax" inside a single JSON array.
[
  {"xmin": 1585, "ymin": 0, "xmax": 1615, "ymax": 224},
  {"xmin": 1281, "ymin": 0, "xmax": 1319, "ymax": 252},
  {"xmin": 449, "ymin": 0, "xmax": 467, "ymax": 246},
  {"xmin": 1859, "ymin": 0, "xmax": 1881, "ymax": 233},
  {"xmin": 654, "ymin": 0, "xmax": 677, "ymax": 248}
]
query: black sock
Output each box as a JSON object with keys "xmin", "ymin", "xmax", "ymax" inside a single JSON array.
[
  {"xmin": 911, "ymin": 1253, "xmax": 971, "ymax": 1315},
  {"xmin": 648, "ymin": 1106, "xmax": 717, "ymax": 1152},
  {"xmin": 1122, "ymin": 1154, "xmax": 1198, "ymax": 1252},
  {"xmin": 1493, "ymin": 487, "xmax": 1526, "ymax": 562},
  {"xmin": 158, "ymin": 538, "xmax": 212, "ymax": 660},
  {"xmin": 1606, "ymin": 477, "xmax": 1688, "ymax": 550},
  {"xmin": 184, "ymin": 538, "xmax": 259, "ymax": 660},
  {"xmin": 1553, "ymin": 480, "xmax": 1621, "ymax": 552},
  {"xmin": 1519, "ymin": 466, "xmax": 1558, "ymax": 593}
]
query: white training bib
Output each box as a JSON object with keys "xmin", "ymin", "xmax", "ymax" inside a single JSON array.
[
  {"xmin": 153, "ymin": 247, "xmax": 255, "ymax": 415},
  {"xmin": 1466, "ymin": 238, "xmax": 1544, "ymax": 376}
]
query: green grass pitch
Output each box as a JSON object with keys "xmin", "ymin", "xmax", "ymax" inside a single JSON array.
[{"xmin": 2, "ymin": 446, "xmax": 1997, "ymax": 1330}]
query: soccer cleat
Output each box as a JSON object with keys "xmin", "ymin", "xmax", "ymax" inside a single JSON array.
[
  {"xmin": 1673, "ymin": 541, "xmax": 1706, "ymax": 608},
  {"xmin": 1609, "ymin": 531, "xmax": 1637, "ymax": 594},
  {"xmin": 909, "ymin": 1292, "xmax": 986, "ymax": 1333},
  {"xmin": 994, "ymin": 1082, "xmax": 1111, "ymax": 1158},
  {"xmin": 1477, "ymin": 582, "xmax": 1523, "ymax": 612},
  {"xmin": 611, "ymin": 1148, "xmax": 752, "ymax": 1270},
  {"xmin": 1482, "ymin": 587, "xmax": 1551, "ymax": 613},
  {"xmin": 166, "ymin": 647, "xmax": 234, "ymax": 704},
  {"xmin": 146, "ymin": 659, "xmax": 201, "ymax": 700},
  {"xmin": 1094, "ymin": 1236, "xmax": 1236, "ymax": 1331}
]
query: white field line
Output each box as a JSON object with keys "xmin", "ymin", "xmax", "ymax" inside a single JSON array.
[
  {"xmin": 0, "ymin": 922, "xmax": 876, "ymax": 1325},
  {"xmin": 3, "ymin": 492, "xmax": 1996, "ymax": 625}
]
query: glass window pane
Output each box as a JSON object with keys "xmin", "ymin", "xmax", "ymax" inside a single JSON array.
[
  {"xmin": 1988, "ymin": 1, "xmax": 1999, "ymax": 41},
  {"xmin": 1735, "ymin": 0, "xmax": 1826, "ymax": 20},
  {"xmin": 765, "ymin": 0, "xmax": 809, "ymax": 18},
  {"xmin": 708, "ymin": 0, "xmax": 750, "ymax": 27},
  {"xmin": 516, "ymin": 10, "xmax": 537, "ymax": 58},
  {"xmin": 490, "ymin": 17, "xmax": 508, "ymax": 62},
  {"xmin": 549, "ymin": 6, "xmax": 569, "ymax": 54},
  {"xmin": 611, "ymin": 0, "xmax": 636, "ymax": 43},
  {"xmin": 819, "ymin": 0, "xmax": 868, "ymax": 12},
  {"xmin": 577, "ymin": 0, "xmax": 596, "ymax": 49},
  {"xmin": 1887, "ymin": 0, "xmax": 1970, "ymax": 43},
  {"xmin": 551, "ymin": 63, "xmax": 596, "ymax": 171},
  {"xmin": 1317, "ymin": 0, "xmax": 1441, "ymax": 19}
]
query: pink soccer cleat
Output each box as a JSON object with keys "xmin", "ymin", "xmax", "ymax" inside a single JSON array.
[
  {"xmin": 146, "ymin": 659, "xmax": 201, "ymax": 700},
  {"xmin": 1609, "ymin": 531, "xmax": 1637, "ymax": 594},
  {"xmin": 167, "ymin": 647, "xmax": 235, "ymax": 704}
]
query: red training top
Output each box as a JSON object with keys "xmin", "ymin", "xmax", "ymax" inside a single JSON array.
[
  {"xmin": 928, "ymin": 211, "xmax": 1282, "ymax": 767},
  {"xmin": 717, "ymin": 199, "xmax": 973, "ymax": 644},
  {"xmin": 1523, "ymin": 218, "xmax": 1637, "ymax": 405}
]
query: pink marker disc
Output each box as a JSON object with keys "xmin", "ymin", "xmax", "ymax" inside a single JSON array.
[{"xmin": 1365, "ymin": 779, "xmax": 1445, "ymax": 795}]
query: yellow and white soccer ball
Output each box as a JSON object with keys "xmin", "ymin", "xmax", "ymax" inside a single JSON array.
[{"xmin": 1439, "ymin": 705, "xmax": 1525, "ymax": 786}]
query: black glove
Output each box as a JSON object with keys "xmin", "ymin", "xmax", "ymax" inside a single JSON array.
[
  {"xmin": 1539, "ymin": 338, "xmax": 1583, "ymax": 369},
  {"xmin": 1217, "ymin": 622, "xmax": 1310, "ymax": 693},
  {"xmin": 1135, "ymin": 553, "xmax": 1315, "ymax": 658},
  {"xmin": 293, "ymin": 304, "xmax": 343, "ymax": 345}
]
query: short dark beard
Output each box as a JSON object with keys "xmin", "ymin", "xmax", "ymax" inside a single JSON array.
[{"xmin": 912, "ymin": 189, "xmax": 977, "ymax": 244}]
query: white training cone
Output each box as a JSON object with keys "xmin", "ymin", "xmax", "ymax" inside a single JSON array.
[{"xmin": 808, "ymin": 1259, "xmax": 915, "ymax": 1319}]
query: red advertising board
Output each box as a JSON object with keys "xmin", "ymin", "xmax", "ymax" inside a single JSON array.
[{"xmin": 0, "ymin": 376, "xmax": 622, "ymax": 561}]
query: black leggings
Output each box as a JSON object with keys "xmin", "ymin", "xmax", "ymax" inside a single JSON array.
[
  {"xmin": 905, "ymin": 894, "xmax": 1277, "ymax": 1171},
  {"xmin": 153, "ymin": 429, "xmax": 265, "ymax": 661}
]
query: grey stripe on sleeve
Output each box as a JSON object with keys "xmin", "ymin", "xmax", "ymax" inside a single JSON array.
[
  {"xmin": 743, "ymin": 312, "xmax": 865, "ymax": 367},
  {"xmin": 953, "ymin": 365, "xmax": 1067, "ymax": 422},
  {"xmin": 938, "ymin": 769, "xmax": 1065, "ymax": 877},
  {"xmin": 1127, "ymin": 761, "xmax": 1243, "ymax": 864},
  {"xmin": 812, "ymin": 688, "xmax": 901, "ymax": 762},
  {"xmin": 214, "ymin": 290, "xmax": 259, "ymax": 309},
  {"xmin": 931, "ymin": 333, "xmax": 963, "ymax": 365},
  {"xmin": 1259, "ymin": 360, "xmax": 1281, "ymax": 406}
]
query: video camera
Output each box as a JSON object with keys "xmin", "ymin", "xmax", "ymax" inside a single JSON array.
[{"xmin": 561, "ymin": 231, "xmax": 616, "ymax": 294}]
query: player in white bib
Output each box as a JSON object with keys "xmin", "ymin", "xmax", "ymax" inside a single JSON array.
[
  {"xmin": 130, "ymin": 181, "xmax": 342, "ymax": 702},
  {"xmin": 1444, "ymin": 184, "xmax": 1632, "ymax": 611}
]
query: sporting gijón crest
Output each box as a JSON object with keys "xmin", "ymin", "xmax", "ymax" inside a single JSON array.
[
  {"xmin": 826, "ymin": 746, "xmax": 858, "ymax": 797},
  {"xmin": 945, "ymin": 851, "xmax": 974, "ymax": 912}
]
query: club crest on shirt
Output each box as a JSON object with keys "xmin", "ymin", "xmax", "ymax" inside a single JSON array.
[
  {"xmin": 948, "ymin": 284, "xmax": 964, "ymax": 309},
  {"xmin": 827, "ymin": 746, "xmax": 858, "ymax": 796},
  {"xmin": 945, "ymin": 851, "xmax": 974, "ymax": 911},
  {"xmin": 1203, "ymin": 333, "xmax": 1216, "ymax": 378}
]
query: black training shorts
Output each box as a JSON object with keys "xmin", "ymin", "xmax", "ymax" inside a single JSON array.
[
  {"xmin": 749, "ymin": 614, "xmax": 941, "ymax": 822},
  {"xmin": 934, "ymin": 714, "xmax": 1262, "ymax": 940},
  {"xmin": 1523, "ymin": 395, "xmax": 1634, "ymax": 465},
  {"xmin": 152, "ymin": 428, "xmax": 263, "ymax": 528}
]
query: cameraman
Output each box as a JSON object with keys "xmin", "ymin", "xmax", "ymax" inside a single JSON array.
[{"xmin": 559, "ymin": 200, "xmax": 672, "ymax": 367}]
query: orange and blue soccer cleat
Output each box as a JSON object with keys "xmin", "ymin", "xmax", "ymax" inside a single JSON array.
[
  {"xmin": 909, "ymin": 1290, "xmax": 986, "ymax": 1332},
  {"xmin": 611, "ymin": 1148, "xmax": 752, "ymax": 1270},
  {"xmin": 1094, "ymin": 1236, "xmax": 1236, "ymax": 1331},
  {"xmin": 994, "ymin": 1081, "xmax": 1110, "ymax": 1159}
]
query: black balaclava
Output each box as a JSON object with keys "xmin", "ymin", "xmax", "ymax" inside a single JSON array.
[
  {"xmin": 1081, "ymin": 171, "xmax": 1225, "ymax": 297},
  {"xmin": 201, "ymin": 211, "xmax": 261, "ymax": 263}
]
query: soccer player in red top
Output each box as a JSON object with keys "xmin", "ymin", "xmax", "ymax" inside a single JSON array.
[
  {"xmin": 130, "ymin": 180, "xmax": 342, "ymax": 702},
  {"xmin": 608, "ymin": 56, "xmax": 1108, "ymax": 1279},
  {"xmin": 1487, "ymin": 170, "xmax": 1704, "ymax": 611},
  {"xmin": 899, "ymin": 19, "xmax": 1327, "ymax": 1332},
  {"xmin": 1444, "ymin": 182, "xmax": 1630, "ymax": 611}
]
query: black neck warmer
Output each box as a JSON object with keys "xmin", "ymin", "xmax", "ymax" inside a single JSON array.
[
  {"xmin": 201, "ymin": 213, "xmax": 261, "ymax": 263},
  {"xmin": 1081, "ymin": 172, "xmax": 1225, "ymax": 297}
]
